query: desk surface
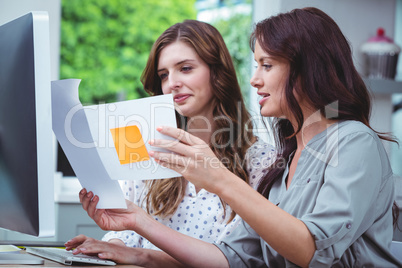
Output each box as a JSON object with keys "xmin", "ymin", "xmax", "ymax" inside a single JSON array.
[
  {"xmin": 2, "ymin": 261, "xmax": 143, "ymax": 267},
  {"xmin": 0, "ymin": 251, "xmax": 143, "ymax": 267}
]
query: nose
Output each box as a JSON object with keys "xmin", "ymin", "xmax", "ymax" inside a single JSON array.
[
  {"xmin": 168, "ymin": 74, "xmax": 183, "ymax": 91},
  {"xmin": 250, "ymin": 72, "xmax": 262, "ymax": 89},
  {"xmin": 162, "ymin": 73, "xmax": 182, "ymax": 94}
]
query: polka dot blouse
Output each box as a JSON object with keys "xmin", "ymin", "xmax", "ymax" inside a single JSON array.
[{"xmin": 102, "ymin": 139, "xmax": 275, "ymax": 250}]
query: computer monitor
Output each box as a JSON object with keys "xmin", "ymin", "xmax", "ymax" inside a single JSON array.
[{"xmin": 0, "ymin": 11, "xmax": 55, "ymax": 241}]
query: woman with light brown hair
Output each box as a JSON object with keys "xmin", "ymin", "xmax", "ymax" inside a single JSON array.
[{"xmin": 65, "ymin": 19, "xmax": 275, "ymax": 263}]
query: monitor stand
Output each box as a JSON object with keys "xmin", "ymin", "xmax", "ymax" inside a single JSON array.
[{"xmin": 0, "ymin": 252, "xmax": 44, "ymax": 265}]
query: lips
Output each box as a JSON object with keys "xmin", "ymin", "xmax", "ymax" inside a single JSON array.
[
  {"xmin": 173, "ymin": 94, "xmax": 191, "ymax": 103},
  {"xmin": 258, "ymin": 92, "xmax": 270, "ymax": 105}
]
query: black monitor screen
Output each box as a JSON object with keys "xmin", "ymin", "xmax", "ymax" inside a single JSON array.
[{"xmin": 0, "ymin": 12, "xmax": 54, "ymax": 238}]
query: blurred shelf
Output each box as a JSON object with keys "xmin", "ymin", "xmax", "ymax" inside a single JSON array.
[
  {"xmin": 54, "ymin": 175, "xmax": 81, "ymax": 204},
  {"xmin": 364, "ymin": 78, "xmax": 402, "ymax": 94}
]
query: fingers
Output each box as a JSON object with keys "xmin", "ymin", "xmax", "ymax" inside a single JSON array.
[
  {"xmin": 79, "ymin": 188, "xmax": 86, "ymax": 203},
  {"xmin": 70, "ymin": 238, "xmax": 106, "ymax": 256},
  {"xmin": 149, "ymin": 127, "xmax": 212, "ymax": 170},
  {"xmin": 79, "ymin": 189, "xmax": 93, "ymax": 212},
  {"xmin": 86, "ymin": 196, "xmax": 107, "ymax": 227},
  {"xmin": 78, "ymin": 189, "xmax": 112, "ymax": 231},
  {"xmin": 157, "ymin": 126, "xmax": 204, "ymax": 146},
  {"xmin": 73, "ymin": 241, "xmax": 139, "ymax": 264},
  {"xmin": 149, "ymin": 138, "xmax": 192, "ymax": 156},
  {"xmin": 150, "ymin": 151, "xmax": 189, "ymax": 172},
  {"xmin": 79, "ymin": 188, "xmax": 100, "ymax": 218},
  {"xmin": 64, "ymin": 234, "xmax": 89, "ymax": 250},
  {"xmin": 69, "ymin": 239, "xmax": 125, "ymax": 262},
  {"xmin": 86, "ymin": 194, "xmax": 99, "ymax": 219},
  {"xmin": 65, "ymin": 235, "xmax": 103, "ymax": 257}
]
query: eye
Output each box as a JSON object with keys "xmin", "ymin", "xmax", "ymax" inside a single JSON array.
[
  {"xmin": 262, "ymin": 64, "xmax": 272, "ymax": 71},
  {"xmin": 159, "ymin": 72, "xmax": 168, "ymax": 80},
  {"xmin": 181, "ymin": 66, "xmax": 193, "ymax": 72}
]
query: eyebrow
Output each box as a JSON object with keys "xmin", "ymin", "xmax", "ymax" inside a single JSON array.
[
  {"xmin": 257, "ymin": 56, "xmax": 271, "ymax": 62},
  {"xmin": 157, "ymin": 59, "xmax": 196, "ymax": 73}
]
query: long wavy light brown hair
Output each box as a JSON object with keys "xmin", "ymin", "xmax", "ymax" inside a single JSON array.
[
  {"xmin": 140, "ymin": 20, "xmax": 256, "ymax": 221},
  {"xmin": 251, "ymin": 7, "xmax": 399, "ymax": 226}
]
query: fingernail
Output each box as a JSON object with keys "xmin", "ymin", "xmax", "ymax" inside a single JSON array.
[
  {"xmin": 149, "ymin": 151, "xmax": 154, "ymax": 156},
  {"xmin": 80, "ymin": 189, "xmax": 85, "ymax": 195},
  {"xmin": 156, "ymin": 126, "xmax": 163, "ymax": 131},
  {"xmin": 149, "ymin": 139, "xmax": 154, "ymax": 145}
]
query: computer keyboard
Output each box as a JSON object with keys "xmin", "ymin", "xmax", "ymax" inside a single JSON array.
[{"xmin": 25, "ymin": 247, "xmax": 116, "ymax": 266}]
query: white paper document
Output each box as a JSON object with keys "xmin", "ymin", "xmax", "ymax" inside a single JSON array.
[{"xmin": 51, "ymin": 79, "xmax": 180, "ymax": 208}]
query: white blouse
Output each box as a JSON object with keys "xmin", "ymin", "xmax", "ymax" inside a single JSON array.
[{"xmin": 102, "ymin": 139, "xmax": 275, "ymax": 250}]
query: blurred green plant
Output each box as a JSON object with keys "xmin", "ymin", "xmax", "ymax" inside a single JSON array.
[
  {"xmin": 60, "ymin": 0, "xmax": 197, "ymax": 104},
  {"xmin": 211, "ymin": 4, "xmax": 252, "ymax": 106}
]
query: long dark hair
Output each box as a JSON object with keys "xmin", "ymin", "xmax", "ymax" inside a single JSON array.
[
  {"xmin": 252, "ymin": 7, "xmax": 399, "ymax": 225},
  {"xmin": 141, "ymin": 20, "xmax": 255, "ymax": 220}
]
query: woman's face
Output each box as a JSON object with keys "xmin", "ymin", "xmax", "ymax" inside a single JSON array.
[
  {"xmin": 250, "ymin": 41, "xmax": 289, "ymax": 118},
  {"xmin": 157, "ymin": 41, "xmax": 214, "ymax": 119}
]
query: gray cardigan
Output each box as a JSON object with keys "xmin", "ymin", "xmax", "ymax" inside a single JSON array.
[{"xmin": 216, "ymin": 120, "xmax": 402, "ymax": 267}]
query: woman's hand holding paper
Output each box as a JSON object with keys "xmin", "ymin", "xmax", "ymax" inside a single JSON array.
[
  {"xmin": 149, "ymin": 126, "xmax": 231, "ymax": 194},
  {"xmin": 78, "ymin": 188, "xmax": 149, "ymax": 232}
]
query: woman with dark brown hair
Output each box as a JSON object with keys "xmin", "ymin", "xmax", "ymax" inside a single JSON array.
[
  {"xmin": 69, "ymin": 7, "xmax": 401, "ymax": 267},
  {"xmin": 65, "ymin": 19, "xmax": 275, "ymax": 264}
]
